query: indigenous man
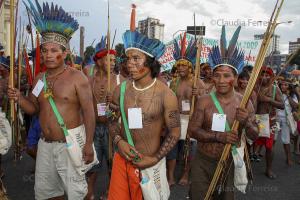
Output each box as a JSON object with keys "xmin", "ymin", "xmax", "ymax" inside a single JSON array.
[
  {"xmin": 236, "ymin": 70, "xmax": 258, "ymax": 162},
  {"xmin": 188, "ymin": 26, "xmax": 258, "ymax": 199},
  {"xmin": 86, "ymin": 36, "xmax": 124, "ymax": 200},
  {"xmin": 83, "ymin": 53, "xmax": 98, "ymax": 77},
  {"xmin": 167, "ymin": 34, "xmax": 206, "ymax": 186},
  {"xmin": 8, "ymin": 1, "xmax": 95, "ymax": 199},
  {"xmin": 277, "ymin": 76, "xmax": 298, "ymax": 166},
  {"xmin": 108, "ymin": 5, "xmax": 180, "ymax": 200},
  {"xmin": 0, "ymin": 56, "xmax": 9, "ymax": 111},
  {"xmin": 254, "ymin": 66, "xmax": 284, "ymax": 179},
  {"xmin": 201, "ymin": 63, "xmax": 215, "ymax": 94},
  {"xmin": 0, "ymin": 56, "xmax": 9, "ymax": 179},
  {"xmin": 236, "ymin": 70, "xmax": 257, "ymax": 113}
]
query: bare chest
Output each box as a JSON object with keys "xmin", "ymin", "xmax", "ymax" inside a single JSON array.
[
  {"xmin": 203, "ymin": 100, "xmax": 238, "ymax": 130},
  {"xmin": 124, "ymin": 87, "xmax": 164, "ymax": 125},
  {"xmin": 38, "ymin": 78, "xmax": 78, "ymax": 105},
  {"xmin": 178, "ymin": 83, "xmax": 192, "ymax": 98}
]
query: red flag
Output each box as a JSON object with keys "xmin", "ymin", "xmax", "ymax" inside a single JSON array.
[
  {"xmin": 34, "ymin": 32, "xmax": 41, "ymax": 78},
  {"xmin": 23, "ymin": 49, "xmax": 33, "ymax": 85}
]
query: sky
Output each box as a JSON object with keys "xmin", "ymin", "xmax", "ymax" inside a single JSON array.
[{"xmin": 18, "ymin": 0, "xmax": 300, "ymax": 54}]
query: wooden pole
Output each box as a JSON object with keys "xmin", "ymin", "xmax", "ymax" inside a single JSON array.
[
  {"xmin": 9, "ymin": 0, "xmax": 15, "ymax": 122},
  {"xmin": 107, "ymin": 0, "xmax": 111, "ymax": 92},
  {"xmin": 183, "ymin": 37, "xmax": 203, "ymax": 169},
  {"xmin": 190, "ymin": 38, "xmax": 202, "ymax": 117},
  {"xmin": 106, "ymin": 0, "xmax": 113, "ymax": 173}
]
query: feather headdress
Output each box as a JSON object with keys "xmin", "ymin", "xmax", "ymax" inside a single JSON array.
[
  {"xmin": 95, "ymin": 36, "xmax": 107, "ymax": 54},
  {"xmin": 94, "ymin": 36, "xmax": 116, "ymax": 61},
  {"xmin": 173, "ymin": 32, "xmax": 197, "ymax": 66},
  {"xmin": 122, "ymin": 4, "xmax": 165, "ymax": 59},
  {"xmin": 24, "ymin": 0, "xmax": 79, "ymax": 48},
  {"xmin": 0, "ymin": 56, "xmax": 10, "ymax": 69},
  {"xmin": 208, "ymin": 26, "xmax": 245, "ymax": 74}
]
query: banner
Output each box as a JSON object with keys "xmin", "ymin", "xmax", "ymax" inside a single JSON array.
[{"xmin": 159, "ymin": 33, "xmax": 262, "ymax": 72}]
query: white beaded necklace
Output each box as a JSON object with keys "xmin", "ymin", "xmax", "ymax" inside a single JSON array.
[{"xmin": 133, "ymin": 78, "xmax": 157, "ymax": 91}]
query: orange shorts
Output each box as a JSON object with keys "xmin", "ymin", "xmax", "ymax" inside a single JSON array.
[{"xmin": 108, "ymin": 152, "xmax": 142, "ymax": 200}]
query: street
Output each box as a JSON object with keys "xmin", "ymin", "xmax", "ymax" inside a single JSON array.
[{"xmin": 2, "ymin": 139, "xmax": 300, "ymax": 200}]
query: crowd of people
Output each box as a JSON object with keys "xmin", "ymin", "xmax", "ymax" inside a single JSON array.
[{"xmin": 0, "ymin": 1, "xmax": 299, "ymax": 200}]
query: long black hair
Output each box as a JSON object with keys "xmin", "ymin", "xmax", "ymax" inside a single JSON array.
[{"xmin": 144, "ymin": 55, "xmax": 161, "ymax": 78}]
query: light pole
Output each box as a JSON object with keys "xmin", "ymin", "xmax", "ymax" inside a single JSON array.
[{"xmin": 258, "ymin": 20, "xmax": 293, "ymax": 68}]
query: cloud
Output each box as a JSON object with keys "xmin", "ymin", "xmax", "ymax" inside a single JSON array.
[{"xmin": 19, "ymin": 0, "xmax": 299, "ymax": 55}]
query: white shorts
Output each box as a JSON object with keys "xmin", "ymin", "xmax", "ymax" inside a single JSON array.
[
  {"xmin": 277, "ymin": 116, "xmax": 291, "ymax": 144},
  {"xmin": 35, "ymin": 138, "xmax": 87, "ymax": 199}
]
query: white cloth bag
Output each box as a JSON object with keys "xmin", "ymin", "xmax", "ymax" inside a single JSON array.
[
  {"xmin": 65, "ymin": 125, "xmax": 99, "ymax": 175},
  {"xmin": 140, "ymin": 158, "xmax": 170, "ymax": 200},
  {"xmin": 286, "ymin": 112, "xmax": 297, "ymax": 136},
  {"xmin": 0, "ymin": 112, "xmax": 12, "ymax": 155},
  {"xmin": 256, "ymin": 114, "xmax": 270, "ymax": 138},
  {"xmin": 232, "ymin": 138, "xmax": 248, "ymax": 193}
]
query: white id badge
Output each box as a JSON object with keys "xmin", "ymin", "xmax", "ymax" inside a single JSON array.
[
  {"xmin": 32, "ymin": 80, "xmax": 44, "ymax": 97},
  {"xmin": 97, "ymin": 103, "xmax": 106, "ymax": 116},
  {"xmin": 182, "ymin": 100, "xmax": 190, "ymax": 111},
  {"xmin": 211, "ymin": 113, "xmax": 226, "ymax": 132},
  {"xmin": 128, "ymin": 108, "xmax": 143, "ymax": 129}
]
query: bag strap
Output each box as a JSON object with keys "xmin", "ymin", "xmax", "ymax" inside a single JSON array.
[
  {"xmin": 210, "ymin": 92, "xmax": 237, "ymax": 154},
  {"xmin": 43, "ymin": 74, "xmax": 69, "ymax": 137},
  {"xmin": 120, "ymin": 81, "xmax": 135, "ymax": 147},
  {"xmin": 174, "ymin": 78, "xmax": 180, "ymax": 95},
  {"xmin": 89, "ymin": 65, "xmax": 95, "ymax": 77},
  {"xmin": 272, "ymin": 84, "xmax": 276, "ymax": 100}
]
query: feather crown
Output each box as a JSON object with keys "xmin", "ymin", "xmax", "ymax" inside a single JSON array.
[
  {"xmin": 0, "ymin": 56, "xmax": 10, "ymax": 69},
  {"xmin": 173, "ymin": 32, "xmax": 197, "ymax": 66},
  {"xmin": 95, "ymin": 36, "xmax": 107, "ymax": 54},
  {"xmin": 208, "ymin": 26, "xmax": 245, "ymax": 74},
  {"xmin": 122, "ymin": 5, "xmax": 165, "ymax": 60},
  {"xmin": 24, "ymin": 0, "xmax": 79, "ymax": 48}
]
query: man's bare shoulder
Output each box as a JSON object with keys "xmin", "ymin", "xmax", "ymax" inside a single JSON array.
[
  {"xmin": 68, "ymin": 67, "xmax": 89, "ymax": 83},
  {"xmin": 197, "ymin": 94, "xmax": 212, "ymax": 108},
  {"xmin": 157, "ymin": 79, "xmax": 176, "ymax": 97},
  {"xmin": 197, "ymin": 78, "xmax": 206, "ymax": 88}
]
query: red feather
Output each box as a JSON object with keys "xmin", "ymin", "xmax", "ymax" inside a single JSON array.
[
  {"xmin": 180, "ymin": 32, "xmax": 187, "ymax": 58},
  {"xmin": 34, "ymin": 32, "xmax": 41, "ymax": 78},
  {"xmin": 130, "ymin": 4, "xmax": 136, "ymax": 31},
  {"xmin": 23, "ymin": 49, "xmax": 33, "ymax": 85}
]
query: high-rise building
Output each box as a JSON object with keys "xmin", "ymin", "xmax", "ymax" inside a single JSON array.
[
  {"xmin": 138, "ymin": 17, "xmax": 164, "ymax": 41},
  {"xmin": 265, "ymin": 53, "xmax": 288, "ymax": 68},
  {"xmin": 254, "ymin": 33, "xmax": 280, "ymax": 55},
  {"xmin": 289, "ymin": 38, "xmax": 300, "ymax": 54},
  {"xmin": 0, "ymin": 0, "xmax": 16, "ymax": 56}
]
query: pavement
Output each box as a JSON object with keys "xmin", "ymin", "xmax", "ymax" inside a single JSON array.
[{"xmin": 1, "ymin": 139, "xmax": 300, "ymax": 200}]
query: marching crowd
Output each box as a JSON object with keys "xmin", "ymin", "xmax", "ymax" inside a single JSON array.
[{"xmin": 0, "ymin": 1, "xmax": 299, "ymax": 200}]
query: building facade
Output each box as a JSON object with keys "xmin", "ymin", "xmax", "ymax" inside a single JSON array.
[
  {"xmin": 265, "ymin": 53, "xmax": 288, "ymax": 69},
  {"xmin": 138, "ymin": 17, "xmax": 164, "ymax": 41},
  {"xmin": 0, "ymin": 0, "xmax": 16, "ymax": 56},
  {"xmin": 289, "ymin": 38, "xmax": 300, "ymax": 54}
]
